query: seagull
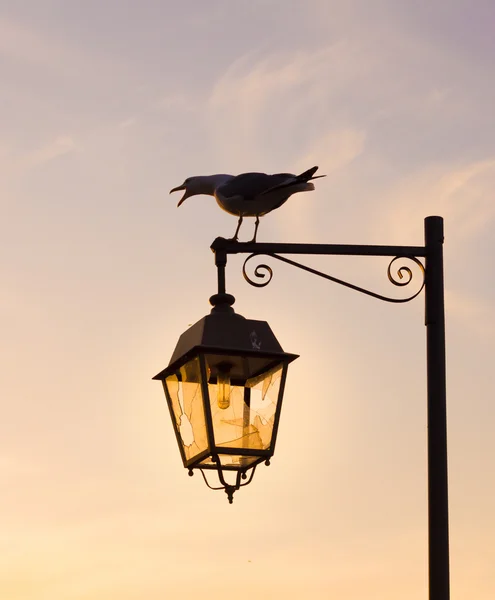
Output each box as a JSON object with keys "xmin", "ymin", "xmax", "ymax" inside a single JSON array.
[{"xmin": 170, "ymin": 166, "xmax": 325, "ymax": 242}]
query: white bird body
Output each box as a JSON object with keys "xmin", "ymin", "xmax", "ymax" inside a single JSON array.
[{"xmin": 170, "ymin": 166, "xmax": 325, "ymax": 242}]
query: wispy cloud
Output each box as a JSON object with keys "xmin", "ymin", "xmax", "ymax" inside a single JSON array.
[
  {"xmin": 205, "ymin": 45, "xmax": 369, "ymax": 238},
  {"xmin": 207, "ymin": 45, "xmax": 365, "ymax": 169},
  {"xmin": 27, "ymin": 136, "xmax": 79, "ymax": 166},
  {"xmin": 296, "ymin": 129, "xmax": 366, "ymax": 174},
  {"xmin": 117, "ymin": 117, "xmax": 138, "ymax": 130},
  {"xmin": 0, "ymin": 16, "xmax": 64, "ymax": 68},
  {"xmin": 373, "ymin": 158, "xmax": 495, "ymax": 245},
  {"xmin": 0, "ymin": 14, "xmax": 137, "ymax": 79},
  {"xmin": 276, "ymin": 129, "xmax": 366, "ymax": 240},
  {"xmin": 0, "ymin": 135, "xmax": 79, "ymax": 182}
]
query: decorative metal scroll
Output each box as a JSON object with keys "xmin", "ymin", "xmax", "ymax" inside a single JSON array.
[
  {"xmin": 242, "ymin": 253, "xmax": 425, "ymax": 304},
  {"xmin": 195, "ymin": 464, "xmax": 259, "ymax": 504}
]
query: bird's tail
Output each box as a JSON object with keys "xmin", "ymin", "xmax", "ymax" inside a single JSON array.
[
  {"xmin": 260, "ymin": 166, "xmax": 326, "ymax": 196},
  {"xmin": 297, "ymin": 166, "xmax": 326, "ymax": 181}
]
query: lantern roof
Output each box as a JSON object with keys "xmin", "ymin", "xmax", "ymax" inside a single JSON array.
[{"xmin": 153, "ymin": 301, "xmax": 298, "ymax": 381}]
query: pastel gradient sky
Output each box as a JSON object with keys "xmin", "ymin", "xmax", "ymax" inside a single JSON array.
[{"xmin": 1, "ymin": 1, "xmax": 494, "ymax": 599}]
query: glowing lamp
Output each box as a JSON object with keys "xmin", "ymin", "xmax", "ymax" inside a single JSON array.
[{"xmin": 153, "ymin": 294, "xmax": 298, "ymax": 503}]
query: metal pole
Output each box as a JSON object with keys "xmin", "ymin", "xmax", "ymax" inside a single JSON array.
[
  {"xmin": 209, "ymin": 243, "xmax": 236, "ymax": 311},
  {"xmin": 214, "ymin": 247, "xmax": 227, "ymax": 295},
  {"xmin": 424, "ymin": 216, "xmax": 450, "ymax": 600}
]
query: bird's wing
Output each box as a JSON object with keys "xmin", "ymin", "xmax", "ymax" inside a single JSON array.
[{"xmin": 216, "ymin": 172, "xmax": 297, "ymax": 201}]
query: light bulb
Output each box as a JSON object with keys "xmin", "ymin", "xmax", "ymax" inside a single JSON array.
[{"xmin": 217, "ymin": 368, "xmax": 231, "ymax": 410}]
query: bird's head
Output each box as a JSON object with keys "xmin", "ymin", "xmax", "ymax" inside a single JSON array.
[
  {"xmin": 170, "ymin": 176, "xmax": 201, "ymax": 206},
  {"xmin": 170, "ymin": 174, "xmax": 233, "ymax": 206}
]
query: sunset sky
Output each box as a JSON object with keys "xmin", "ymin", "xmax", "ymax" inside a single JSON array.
[{"xmin": 1, "ymin": 1, "xmax": 495, "ymax": 599}]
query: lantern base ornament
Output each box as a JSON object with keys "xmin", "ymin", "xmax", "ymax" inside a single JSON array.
[{"xmin": 191, "ymin": 461, "xmax": 260, "ymax": 504}]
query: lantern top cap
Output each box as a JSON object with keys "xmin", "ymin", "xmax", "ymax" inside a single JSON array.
[{"xmin": 152, "ymin": 309, "xmax": 298, "ymax": 381}]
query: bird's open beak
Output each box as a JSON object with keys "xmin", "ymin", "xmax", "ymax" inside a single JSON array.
[{"xmin": 169, "ymin": 184, "xmax": 189, "ymax": 207}]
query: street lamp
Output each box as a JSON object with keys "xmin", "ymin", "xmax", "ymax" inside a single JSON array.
[{"xmin": 153, "ymin": 215, "xmax": 449, "ymax": 600}]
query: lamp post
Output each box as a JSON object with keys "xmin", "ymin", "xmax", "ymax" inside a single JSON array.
[{"xmin": 154, "ymin": 215, "xmax": 449, "ymax": 600}]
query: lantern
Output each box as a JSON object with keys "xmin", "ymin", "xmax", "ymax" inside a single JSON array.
[{"xmin": 153, "ymin": 298, "xmax": 298, "ymax": 502}]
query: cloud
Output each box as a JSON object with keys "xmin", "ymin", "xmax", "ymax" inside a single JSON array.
[
  {"xmin": 201, "ymin": 45, "xmax": 372, "ymax": 240},
  {"xmin": 154, "ymin": 91, "xmax": 198, "ymax": 114},
  {"xmin": 274, "ymin": 129, "xmax": 366, "ymax": 240},
  {"xmin": 205, "ymin": 45, "xmax": 369, "ymax": 239},
  {"xmin": 27, "ymin": 136, "xmax": 79, "ymax": 167},
  {"xmin": 206, "ymin": 12, "xmax": 495, "ymax": 178},
  {"xmin": 207, "ymin": 45, "xmax": 366, "ymax": 169},
  {"xmin": 0, "ymin": 16, "xmax": 98, "ymax": 75},
  {"xmin": 366, "ymin": 158, "xmax": 495, "ymax": 340},
  {"xmin": 372, "ymin": 158, "xmax": 495, "ymax": 245},
  {"xmin": 0, "ymin": 135, "xmax": 79, "ymax": 182},
  {"xmin": 0, "ymin": 16, "xmax": 63, "ymax": 68},
  {"xmin": 296, "ymin": 129, "xmax": 366, "ymax": 174},
  {"xmin": 117, "ymin": 118, "xmax": 138, "ymax": 130}
]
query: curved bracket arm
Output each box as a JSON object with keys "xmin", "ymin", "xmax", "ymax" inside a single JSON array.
[{"xmin": 242, "ymin": 253, "xmax": 425, "ymax": 303}]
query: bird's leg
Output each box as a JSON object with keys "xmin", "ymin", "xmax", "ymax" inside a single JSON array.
[
  {"xmin": 249, "ymin": 216, "xmax": 260, "ymax": 243},
  {"xmin": 229, "ymin": 215, "xmax": 243, "ymax": 241}
]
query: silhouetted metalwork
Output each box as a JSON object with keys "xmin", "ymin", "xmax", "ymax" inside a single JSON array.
[
  {"xmin": 155, "ymin": 217, "xmax": 449, "ymax": 599},
  {"xmin": 207, "ymin": 216, "xmax": 449, "ymax": 600},
  {"xmin": 241, "ymin": 252, "xmax": 425, "ymax": 303},
  {"xmin": 196, "ymin": 463, "xmax": 259, "ymax": 504},
  {"xmin": 425, "ymin": 217, "xmax": 450, "ymax": 600}
]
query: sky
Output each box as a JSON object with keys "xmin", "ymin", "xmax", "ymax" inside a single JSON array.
[{"xmin": 1, "ymin": 1, "xmax": 494, "ymax": 598}]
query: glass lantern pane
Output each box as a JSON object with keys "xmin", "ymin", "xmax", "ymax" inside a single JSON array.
[
  {"xmin": 164, "ymin": 357, "xmax": 209, "ymax": 462},
  {"xmin": 246, "ymin": 364, "xmax": 283, "ymax": 448},
  {"xmin": 207, "ymin": 362, "xmax": 283, "ymax": 452}
]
